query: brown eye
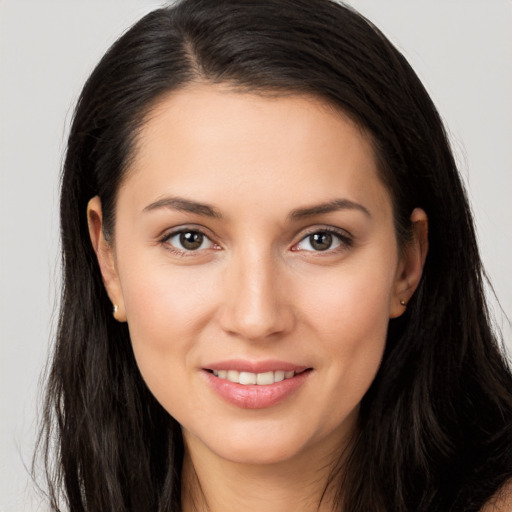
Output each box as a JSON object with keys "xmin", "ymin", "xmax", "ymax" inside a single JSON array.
[
  {"xmin": 294, "ymin": 229, "xmax": 349, "ymax": 253},
  {"xmin": 180, "ymin": 231, "xmax": 204, "ymax": 250},
  {"xmin": 309, "ymin": 232, "xmax": 333, "ymax": 251},
  {"xmin": 164, "ymin": 230, "xmax": 214, "ymax": 252}
]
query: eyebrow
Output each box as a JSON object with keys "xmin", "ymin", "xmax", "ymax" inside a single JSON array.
[
  {"xmin": 142, "ymin": 196, "xmax": 370, "ymax": 220},
  {"xmin": 288, "ymin": 199, "xmax": 371, "ymax": 220},
  {"xmin": 142, "ymin": 196, "xmax": 223, "ymax": 218}
]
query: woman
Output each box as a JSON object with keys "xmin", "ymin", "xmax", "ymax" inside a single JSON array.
[{"xmin": 38, "ymin": 0, "xmax": 512, "ymax": 510}]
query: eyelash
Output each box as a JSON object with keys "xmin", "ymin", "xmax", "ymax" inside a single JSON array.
[
  {"xmin": 159, "ymin": 228, "xmax": 219, "ymax": 257},
  {"xmin": 291, "ymin": 227, "xmax": 353, "ymax": 254},
  {"xmin": 159, "ymin": 226, "xmax": 353, "ymax": 257}
]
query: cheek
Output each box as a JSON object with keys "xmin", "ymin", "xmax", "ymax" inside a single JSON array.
[
  {"xmin": 117, "ymin": 258, "xmax": 220, "ymax": 401},
  {"xmin": 300, "ymin": 255, "xmax": 395, "ymax": 340},
  {"xmin": 298, "ymin": 258, "xmax": 395, "ymax": 402},
  {"xmin": 121, "ymin": 255, "xmax": 220, "ymax": 337}
]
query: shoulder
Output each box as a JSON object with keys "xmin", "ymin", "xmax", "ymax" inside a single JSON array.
[{"xmin": 480, "ymin": 480, "xmax": 512, "ymax": 512}]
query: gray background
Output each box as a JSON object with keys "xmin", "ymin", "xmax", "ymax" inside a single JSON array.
[{"xmin": 1, "ymin": 1, "xmax": 511, "ymax": 510}]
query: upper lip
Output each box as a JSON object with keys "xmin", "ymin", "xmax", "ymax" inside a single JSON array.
[{"xmin": 203, "ymin": 359, "xmax": 310, "ymax": 374}]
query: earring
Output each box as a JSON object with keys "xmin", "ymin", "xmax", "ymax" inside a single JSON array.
[
  {"xmin": 112, "ymin": 303, "xmax": 127, "ymax": 322},
  {"xmin": 400, "ymin": 299, "xmax": 407, "ymax": 307}
]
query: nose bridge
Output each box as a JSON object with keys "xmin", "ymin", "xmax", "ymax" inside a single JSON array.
[{"xmin": 219, "ymin": 241, "xmax": 292, "ymax": 340}]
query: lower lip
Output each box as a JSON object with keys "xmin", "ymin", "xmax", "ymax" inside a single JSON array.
[{"xmin": 203, "ymin": 370, "xmax": 311, "ymax": 409}]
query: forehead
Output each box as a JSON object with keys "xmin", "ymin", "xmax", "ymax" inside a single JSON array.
[{"xmin": 120, "ymin": 83, "xmax": 391, "ymax": 219}]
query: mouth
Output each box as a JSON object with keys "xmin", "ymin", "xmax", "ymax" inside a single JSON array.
[
  {"xmin": 202, "ymin": 364, "xmax": 313, "ymax": 409},
  {"xmin": 206, "ymin": 368, "xmax": 310, "ymax": 385}
]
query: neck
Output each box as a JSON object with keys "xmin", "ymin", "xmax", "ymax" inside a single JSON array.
[{"xmin": 181, "ymin": 431, "xmax": 352, "ymax": 512}]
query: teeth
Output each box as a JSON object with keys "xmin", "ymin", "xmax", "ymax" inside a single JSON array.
[
  {"xmin": 256, "ymin": 371, "xmax": 274, "ymax": 385},
  {"xmin": 274, "ymin": 370, "xmax": 285, "ymax": 382},
  {"xmin": 212, "ymin": 369, "xmax": 298, "ymax": 385},
  {"xmin": 227, "ymin": 370, "xmax": 239, "ymax": 382},
  {"xmin": 239, "ymin": 372, "xmax": 256, "ymax": 385}
]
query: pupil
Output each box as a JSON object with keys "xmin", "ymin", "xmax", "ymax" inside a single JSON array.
[
  {"xmin": 180, "ymin": 231, "xmax": 203, "ymax": 250},
  {"xmin": 311, "ymin": 232, "xmax": 332, "ymax": 251}
]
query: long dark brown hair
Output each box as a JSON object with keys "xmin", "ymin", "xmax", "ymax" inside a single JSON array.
[{"xmin": 36, "ymin": 1, "xmax": 512, "ymax": 510}]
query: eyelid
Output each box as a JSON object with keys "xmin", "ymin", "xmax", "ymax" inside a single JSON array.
[
  {"xmin": 158, "ymin": 223, "xmax": 215, "ymax": 241},
  {"xmin": 291, "ymin": 226, "xmax": 353, "ymax": 252},
  {"xmin": 157, "ymin": 224, "xmax": 352, "ymax": 256},
  {"xmin": 159, "ymin": 225, "xmax": 221, "ymax": 255}
]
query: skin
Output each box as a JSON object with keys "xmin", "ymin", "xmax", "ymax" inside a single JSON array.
[{"xmin": 88, "ymin": 84, "xmax": 428, "ymax": 511}]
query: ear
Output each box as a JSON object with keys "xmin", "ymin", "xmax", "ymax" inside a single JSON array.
[
  {"xmin": 389, "ymin": 208, "xmax": 428, "ymax": 318},
  {"xmin": 87, "ymin": 196, "xmax": 127, "ymax": 322}
]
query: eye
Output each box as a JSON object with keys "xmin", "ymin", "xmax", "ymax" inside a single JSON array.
[
  {"xmin": 163, "ymin": 229, "xmax": 215, "ymax": 252},
  {"xmin": 293, "ymin": 229, "xmax": 350, "ymax": 252}
]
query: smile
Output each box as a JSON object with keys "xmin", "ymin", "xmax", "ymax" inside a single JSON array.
[
  {"xmin": 211, "ymin": 369, "xmax": 298, "ymax": 385},
  {"xmin": 203, "ymin": 363, "xmax": 312, "ymax": 409}
]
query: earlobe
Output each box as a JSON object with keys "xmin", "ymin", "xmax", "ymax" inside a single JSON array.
[
  {"xmin": 87, "ymin": 196, "xmax": 127, "ymax": 322},
  {"xmin": 390, "ymin": 208, "xmax": 428, "ymax": 319}
]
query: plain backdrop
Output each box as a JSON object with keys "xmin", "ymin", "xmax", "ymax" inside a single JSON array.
[{"xmin": 1, "ymin": 1, "xmax": 511, "ymax": 510}]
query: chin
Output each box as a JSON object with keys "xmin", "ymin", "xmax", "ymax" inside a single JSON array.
[
  {"xmin": 215, "ymin": 438, "xmax": 307, "ymax": 466},
  {"xmin": 185, "ymin": 420, "xmax": 315, "ymax": 466}
]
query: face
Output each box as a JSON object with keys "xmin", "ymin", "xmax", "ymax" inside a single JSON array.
[{"xmin": 89, "ymin": 84, "xmax": 425, "ymax": 468}]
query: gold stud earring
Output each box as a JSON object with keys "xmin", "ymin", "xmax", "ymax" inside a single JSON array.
[
  {"xmin": 400, "ymin": 299, "xmax": 407, "ymax": 307},
  {"xmin": 113, "ymin": 304, "xmax": 119, "ymax": 317}
]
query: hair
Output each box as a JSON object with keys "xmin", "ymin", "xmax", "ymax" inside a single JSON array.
[{"xmin": 37, "ymin": 0, "xmax": 512, "ymax": 511}]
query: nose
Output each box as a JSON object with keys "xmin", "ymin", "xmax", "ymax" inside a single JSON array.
[{"xmin": 218, "ymin": 248, "xmax": 295, "ymax": 341}]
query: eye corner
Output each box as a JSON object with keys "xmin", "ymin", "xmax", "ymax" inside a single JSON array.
[
  {"xmin": 291, "ymin": 227, "xmax": 353, "ymax": 254},
  {"xmin": 159, "ymin": 226, "xmax": 221, "ymax": 256}
]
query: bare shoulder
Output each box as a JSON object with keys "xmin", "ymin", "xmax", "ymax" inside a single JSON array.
[{"xmin": 481, "ymin": 480, "xmax": 512, "ymax": 512}]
